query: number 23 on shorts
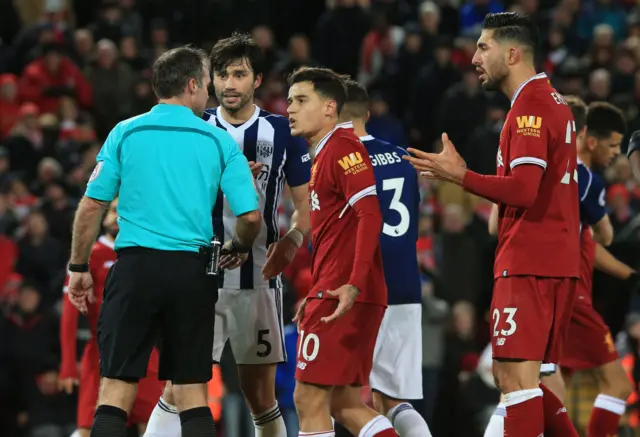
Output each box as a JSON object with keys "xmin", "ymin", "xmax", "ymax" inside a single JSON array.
[{"xmin": 492, "ymin": 307, "xmax": 518, "ymax": 345}]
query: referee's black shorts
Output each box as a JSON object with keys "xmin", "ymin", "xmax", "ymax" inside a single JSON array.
[{"xmin": 97, "ymin": 247, "xmax": 218, "ymax": 384}]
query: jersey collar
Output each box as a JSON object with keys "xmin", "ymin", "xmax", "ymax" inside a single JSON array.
[
  {"xmin": 98, "ymin": 235, "xmax": 114, "ymax": 249},
  {"xmin": 511, "ymin": 72, "xmax": 547, "ymax": 107},
  {"xmin": 215, "ymin": 105, "xmax": 261, "ymax": 132},
  {"xmin": 315, "ymin": 122, "xmax": 353, "ymax": 156},
  {"xmin": 360, "ymin": 135, "xmax": 374, "ymax": 141}
]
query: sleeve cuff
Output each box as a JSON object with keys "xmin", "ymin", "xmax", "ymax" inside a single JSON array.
[
  {"xmin": 348, "ymin": 185, "xmax": 377, "ymax": 206},
  {"xmin": 510, "ymin": 157, "xmax": 547, "ymax": 170}
]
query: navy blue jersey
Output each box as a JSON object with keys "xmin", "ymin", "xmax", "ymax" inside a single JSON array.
[
  {"xmin": 361, "ymin": 135, "xmax": 421, "ymax": 305},
  {"xmin": 577, "ymin": 159, "xmax": 606, "ymax": 227},
  {"xmin": 204, "ymin": 106, "xmax": 311, "ymax": 289}
]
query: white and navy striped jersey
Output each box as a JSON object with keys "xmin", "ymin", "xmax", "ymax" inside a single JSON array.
[{"xmin": 203, "ymin": 106, "xmax": 311, "ymax": 289}]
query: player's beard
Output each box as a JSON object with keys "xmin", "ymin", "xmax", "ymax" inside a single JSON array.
[
  {"xmin": 218, "ymin": 91, "xmax": 253, "ymax": 114},
  {"xmin": 106, "ymin": 226, "xmax": 118, "ymax": 238},
  {"xmin": 481, "ymin": 63, "xmax": 509, "ymax": 92}
]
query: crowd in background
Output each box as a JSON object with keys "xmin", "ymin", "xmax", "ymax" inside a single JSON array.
[{"xmin": 1, "ymin": 0, "xmax": 640, "ymax": 436}]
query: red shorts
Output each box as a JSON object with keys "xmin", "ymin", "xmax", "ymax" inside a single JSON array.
[
  {"xmin": 560, "ymin": 302, "xmax": 619, "ymax": 371},
  {"xmin": 76, "ymin": 342, "xmax": 164, "ymax": 429},
  {"xmin": 295, "ymin": 298, "xmax": 385, "ymax": 386},
  {"xmin": 490, "ymin": 276, "xmax": 577, "ymax": 362}
]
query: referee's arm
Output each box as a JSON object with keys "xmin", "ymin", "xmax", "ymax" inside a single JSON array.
[
  {"xmin": 220, "ymin": 137, "xmax": 262, "ymax": 247},
  {"xmin": 70, "ymin": 127, "xmax": 121, "ymax": 265}
]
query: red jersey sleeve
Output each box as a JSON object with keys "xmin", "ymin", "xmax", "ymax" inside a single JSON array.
[
  {"xmin": 329, "ymin": 135, "xmax": 377, "ymax": 205},
  {"xmin": 60, "ymin": 272, "xmax": 79, "ymax": 379},
  {"xmin": 508, "ymin": 101, "xmax": 550, "ymax": 171},
  {"xmin": 329, "ymin": 134, "xmax": 383, "ymax": 292}
]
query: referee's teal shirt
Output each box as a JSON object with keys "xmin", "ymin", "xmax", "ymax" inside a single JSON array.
[{"xmin": 85, "ymin": 104, "xmax": 259, "ymax": 252}]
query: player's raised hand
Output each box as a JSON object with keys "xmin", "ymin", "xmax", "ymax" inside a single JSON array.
[
  {"xmin": 403, "ymin": 133, "xmax": 467, "ymax": 184},
  {"xmin": 248, "ymin": 161, "xmax": 263, "ymax": 178},
  {"xmin": 67, "ymin": 272, "xmax": 94, "ymax": 315},
  {"xmin": 261, "ymin": 237, "xmax": 298, "ymax": 280},
  {"xmin": 321, "ymin": 284, "xmax": 359, "ymax": 323},
  {"xmin": 57, "ymin": 377, "xmax": 78, "ymax": 394}
]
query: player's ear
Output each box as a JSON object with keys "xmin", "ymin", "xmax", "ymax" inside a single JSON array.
[
  {"xmin": 507, "ymin": 47, "xmax": 519, "ymax": 65},
  {"xmin": 187, "ymin": 77, "xmax": 198, "ymax": 96},
  {"xmin": 585, "ymin": 135, "xmax": 598, "ymax": 151},
  {"xmin": 366, "ymin": 110, "xmax": 370, "ymax": 122},
  {"xmin": 254, "ymin": 73, "xmax": 263, "ymax": 89},
  {"xmin": 325, "ymin": 99, "xmax": 338, "ymax": 117}
]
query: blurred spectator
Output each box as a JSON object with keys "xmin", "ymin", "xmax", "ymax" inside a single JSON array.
[
  {"xmin": 119, "ymin": 35, "xmax": 149, "ymax": 74},
  {"xmin": 85, "ymin": 38, "xmax": 134, "ymax": 139},
  {"xmin": 0, "ymin": 192, "xmax": 19, "ymax": 237},
  {"xmin": 18, "ymin": 43, "xmax": 92, "ymax": 114},
  {"xmin": 366, "ymin": 91, "xmax": 406, "ymax": 146},
  {"xmin": 277, "ymin": 33, "xmax": 320, "ymax": 78},
  {"xmin": 0, "ymin": 73, "xmax": 21, "ymax": 138},
  {"xmin": 71, "ymin": 28, "xmax": 95, "ymax": 69},
  {"xmin": 314, "ymin": 0, "xmax": 371, "ymax": 78},
  {"xmin": 14, "ymin": 211, "xmax": 65, "ymax": 307}
]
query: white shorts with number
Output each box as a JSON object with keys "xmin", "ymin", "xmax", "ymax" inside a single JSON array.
[
  {"xmin": 370, "ymin": 304, "xmax": 423, "ymax": 400},
  {"xmin": 212, "ymin": 287, "xmax": 286, "ymax": 365}
]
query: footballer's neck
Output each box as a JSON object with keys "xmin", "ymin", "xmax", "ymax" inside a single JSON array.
[
  {"xmin": 350, "ymin": 119, "xmax": 367, "ymax": 138},
  {"xmin": 219, "ymin": 101, "xmax": 255, "ymax": 125},
  {"xmin": 502, "ymin": 65, "xmax": 538, "ymax": 103},
  {"xmin": 308, "ymin": 122, "xmax": 337, "ymax": 148},
  {"xmin": 577, "ymin": 149, "xmax": 593, "ymax": 168}
]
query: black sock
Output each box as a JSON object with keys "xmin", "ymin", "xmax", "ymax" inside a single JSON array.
[
  {"xmin": 90, "ymin": 405, "xmax": 128, "ymax": 437},
  {"xmin": 180, "ymin": 406, "xmax": 216, "ymax": 437}
]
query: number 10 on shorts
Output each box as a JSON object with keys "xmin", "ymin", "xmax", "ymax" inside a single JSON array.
[
  {"xmin": 492, "ymin": 307, "xmax": 518, "ymax": 345},
  {"xmin": 297, "ymin": 330, "xmax": 320, "ymax": 362}
]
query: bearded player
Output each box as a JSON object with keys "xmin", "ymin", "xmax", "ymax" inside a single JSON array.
[
  {"xmin": 404, "ymin": 13, "xmax": 581, "ymax": 437},
  {"xmin": 59, "ymin": 198, "xmax": 164, "ymax": 437},
  {"xmin": 484, "ymin": 99, "xmax": 637, "ymax": 437},
  {"xmin": 287, "ymin": 67, "xmax": 397, "ymax": 437}
]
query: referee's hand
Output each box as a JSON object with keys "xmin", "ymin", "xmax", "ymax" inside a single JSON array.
[{"xmin": 67, "ymin": 272, "xmax": 95, "ymax": 315}]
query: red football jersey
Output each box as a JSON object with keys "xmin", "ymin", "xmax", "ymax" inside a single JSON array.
[
  {"xmin": 308, "ymin": 122, "xmax": 387, "ymax": 305},
  {"xmin": 60, "ymin": 236, "xmax": 116, "ymax": 379},
  {"xmin": 577, "ymin": 228, "xmax": 596, "ymax": 304},
  {"xmin": 495, "ymin": 73, "xmax": 580, "ymax": 279}
]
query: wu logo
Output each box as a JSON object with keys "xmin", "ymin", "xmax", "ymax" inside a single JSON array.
[
  {"xmin": 516, "ymin": 116, "xmax": 542, "ymax": 129},
  {"xmin": 338, "ymin": 152, "xmax": 363, "ymax": 170},
  {"xmin": 310, "ymin": 190, "xmax": 320, "ymax": 211}
]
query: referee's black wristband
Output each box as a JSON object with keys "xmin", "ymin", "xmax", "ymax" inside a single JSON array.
[
  {"xmin": 68, "ymin": 263, "xmax": 90, "ymax": 273},
  {"xmin": 231, "ymin": 236, "xmax": 252, "ymax": 254}
]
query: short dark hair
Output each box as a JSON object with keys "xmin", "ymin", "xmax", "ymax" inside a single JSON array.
[
  {"xmin": 342, "ymin": 79, "xmax": 369, "ymax": 119},
  {"xmin": 152, "ymin": 46, "xmax": 208, "ymax": 99},
  {"xmin": 210, "ymin": 32, "xmax": 265, "ymax": 78},
  {"xmin": 483, "ymin": 12, "xmax": 540, "ymax": 56},
  {"xmin": 586, "ymin": 102, "xmax": 627, "ymax": 139},
  {"xmin": 565, "ymin": 95, "xmax": 588, "ymax": 132},
  {"xmin": 287, "ymin": 67, "xmax": 348, "ymax": 115}
]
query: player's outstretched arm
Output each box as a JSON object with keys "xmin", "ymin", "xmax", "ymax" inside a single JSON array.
[
  {"xmin": 594, "ymin": 243, "xmax": 636, "ymax": 280},
  {"xmin": 404, "ymin": 134, "xmax": 544, "ymax": 208}
]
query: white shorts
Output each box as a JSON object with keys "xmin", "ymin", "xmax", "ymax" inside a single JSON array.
[
  {"xmin": 370, "ymin": 304, "xmax": 423, "ymax": 400},
  {"xmin": 212, "ymin": 287, "xmax": 286, "ymax": 365}
]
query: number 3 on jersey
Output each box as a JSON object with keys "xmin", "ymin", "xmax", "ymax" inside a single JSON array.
[
  {"xmin": 382, "ymin": 178, "xmax": 410, "ymax": 237},
  {"xmin": 561, "ymin": 120, "xmax": 578, "ymax": 185}
]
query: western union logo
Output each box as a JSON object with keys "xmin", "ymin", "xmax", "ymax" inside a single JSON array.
[
  {"xmin": 516, "ymin": 116, "xmax": 542, "ymax": 129},
  {"xmin": 338, "ymin": 152, "xmax": 363, "ymax": 170}
]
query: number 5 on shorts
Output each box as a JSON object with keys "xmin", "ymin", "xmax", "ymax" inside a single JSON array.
[
  {"xmin": 492, "ymin": 307, "xmax": 518, "ymax": 337},
  {"xmin": 297, "ymin": 330, "xmax": 320, "ymax": 362}
]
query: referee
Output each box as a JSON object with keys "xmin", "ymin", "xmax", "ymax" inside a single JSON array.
[{"xmin": 66, "ymin": 46, "xmax": 261, "ymax": 437}]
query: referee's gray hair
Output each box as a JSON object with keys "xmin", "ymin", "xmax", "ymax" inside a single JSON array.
[{"xmin": 152, "ymin": 45, "xmax": 208, "ymax": 99}]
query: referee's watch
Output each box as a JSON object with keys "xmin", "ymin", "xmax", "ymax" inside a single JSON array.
[{"xmin": 68, "ymin": 263, "xmax": 90, "ymax": 273}]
